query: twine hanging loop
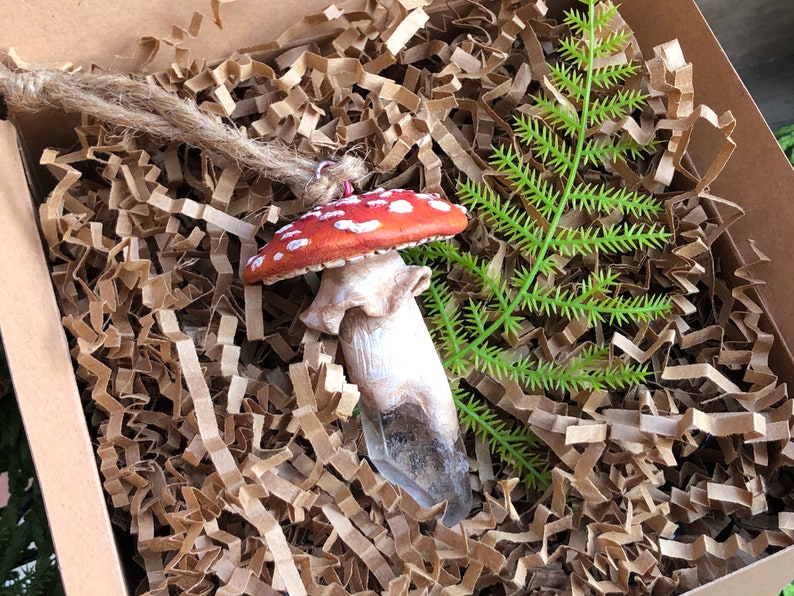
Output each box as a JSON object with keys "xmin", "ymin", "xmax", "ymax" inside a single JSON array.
[{"xmin": 0, "ymin": 63, "xmax": 370, "ymax": 206}]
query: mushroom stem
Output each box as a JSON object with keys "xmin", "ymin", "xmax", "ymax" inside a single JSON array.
[{"xmin": 300, "ymin": 251, "xmax": 472, "ymax": 525}]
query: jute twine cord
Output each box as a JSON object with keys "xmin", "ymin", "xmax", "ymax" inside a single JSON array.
[{"xmin": 0, "ymin": 64, "xmax": 370, "ymax": 206}]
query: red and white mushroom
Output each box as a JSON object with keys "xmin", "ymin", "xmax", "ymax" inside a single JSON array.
[{"xmin": 243, "ymin": 188, "xmax": 472, "ymax": 525}]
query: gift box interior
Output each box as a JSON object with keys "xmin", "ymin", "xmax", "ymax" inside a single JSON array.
[{"xmin": 2, "ymin": 0, "xmax": 794, "ymax": 594}]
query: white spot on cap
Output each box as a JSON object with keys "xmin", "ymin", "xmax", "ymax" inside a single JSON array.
[
  {"xmin": 414, "ymin": 192, "xmax": 438, "ymax": 200},
  {"xmin": 281, "ymin": 229, "xmax": 301, "ymax": 239},
  {"xmin": 320, "ymin": 210, "xmax": 346, "ymax": 220},
  {"xmin": 428, "ymin": 199, "xmax": 452, "ymax": 212},
  {"xmin": 247, "ymin": 255, "xmax": 265, "ymax": 270},
  {"xmin": 366, "ymin": 199, "xmax": 388, "ymax": 208},
  {"xmin": 276, "ymin": 223, "xmax": 294, "ymax": 234},
  {"xmin": 273, "ymin": 252, "xmax": 284, "ymax": 261},
  {"xmin": 388, "ymin": 199, "xmax": 414, "ymax": 213},
  {"xmin": 456, "ymin": 204, "xmax": 468, "ymax": 215},
  {"xmin": 287, "ymin": 238, "xmax": 310, "ymax": 251},
  {"xmin": 335, "ymin": 196, "xmax": 361, "ymax": 206},
  {"xmin": 300, "ymin": 210, "xmax": 321, "ymax": 219},
  {"xmin": 334, "ymin": 219, "xmax": 382, "ymax": 234},
  {"xmin": 378, "ymin": 189, "xmax": 394, "ymax": 198}
]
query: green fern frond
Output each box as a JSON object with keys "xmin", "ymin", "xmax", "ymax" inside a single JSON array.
[
  {"xmin": 519, "ymin": 282, "xmax": 672, "ymax": 326},
  {"xmin": 591, "ymin": 63, "xmax": 640, "ymax": 89},
  {"xmin": 454, "ymin": 388, "xmax": 550, "ymax": 490},
  {"xmin": 567, "ymin": 182, "xmax": 663, "ymax": 218},
  {"xmin": 564, "ymin": 345, "xmax": 653, "ymax": 390},
  {"xmin": 490, "ymin": 145, "xmax": 560, "ymax": 219},
  {"xmin": 548, "ymin": 63, "xmax": 587, "ymax": 101},
  {"xmin": 405, "ymin": 0, "xmax": 670, "ymax": 491},
  {"xmin": 592, "ymin": 30, "xmax": 633, "ymax": 59},
  {"xmin": 588, "ymin": 89, "xmax": 649, "ymax": 127},
  {"xmin": 457, "ymin": 178, "xmax": 548, "ymax": 259},
  {"xmin": 598, "ymin": 293, "xmax": 674, "ymax": 326},
  {"xmin": 513, "ymin": 267, "xmax": 616, "ymax": 308},
  {"xmin": 565, "ymin": 2, "xmax": 615, "ymax": 35},
  {"xmin": 581, "ymin": 135, "xmax": 659, "ymax": 167},
  {"xmin": 549, "ymin": 222, "xmax": 670, "ymax": 256},
  {"xmin": 513, "ymin": 115, "xmax": 575, "ymax": 171},
  {"xmin": 468, "ymin": 343, "xmax": 562, "ymax": 388},
  {"xmin": 557, "ymin": 36, "xmax": 589, "ymax": 71},
  {"xmin": 563, "ymin": 9, "xmax": 588, "ymax": 35},
  {"xmin": 415, "ymin": 242, "xmax": 524, "ymax": 337},
  {"xmin": 421, "ymin": 278, "xmax": 470, "ymax": 376},
  {"xmin": 464, "ymin": 300, "xmax": 491, "ymax": 335},
  {"xmin": 558, "ymin": 2, "xmax": 624, "ymax": 65},
  {"xmin": 513, "ymin": 269, "xmax": 672, "ymax": 326},
  {"xmin": 419, "ymin": 242, "xmax": 510, "ymax": 301},
  {"xmin": 467, "ymin": 342, "xmax": 651, "ymax": 393},
  {"xmin": 533, "ymin": 93, "xmax": 581, "ymax": 137}
]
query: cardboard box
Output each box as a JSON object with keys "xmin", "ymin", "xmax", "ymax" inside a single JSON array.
[{"xmin": 1, "ymin": 0, "xmax": 793, "ymax": 594}]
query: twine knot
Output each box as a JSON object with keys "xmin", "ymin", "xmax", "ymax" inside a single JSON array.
[
  {"xmin": 3, "ymin": 68, "xmax": 57, "ymax": 109},
  {"xmin": 303, "ymin": 155, "xmax": 368, "ymax": 206}
]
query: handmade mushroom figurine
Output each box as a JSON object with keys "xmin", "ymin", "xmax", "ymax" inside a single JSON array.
[{"xmin": 243, "ymin": 188, "xmax": 472, "ymax": 525}]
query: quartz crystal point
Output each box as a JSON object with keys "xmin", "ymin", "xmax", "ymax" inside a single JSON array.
[
  {"xmin": 300, "ymin": 252, "xmax": 472, "ymax": 525},
  {"xmin": 358, "ymin": 398, "xmax": 472, "ymax": 526}
]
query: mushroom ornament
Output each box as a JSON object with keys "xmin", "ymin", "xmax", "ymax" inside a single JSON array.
[{"xmin": 243, "ymin": 188, "xmax": 472, "ymax": 525}]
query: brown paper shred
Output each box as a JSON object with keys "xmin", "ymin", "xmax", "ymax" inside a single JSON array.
[
  {"xmin": 639, "ymin": 410, "xmax": 765, "ymax": 440},
  {"xmin": 648, "ymin": 40, "xmax": 737, "ymax": 190},
  {"xmin": 33, "ymin": 0, "xmax": 794, "ymax": 593},
  {"xmin": 322, "ymin": 504, "xmax": 396, "ymax": 589},
  {"xmin": 158, "ymin": 309, "xmax": 306, "ymax": 594}
]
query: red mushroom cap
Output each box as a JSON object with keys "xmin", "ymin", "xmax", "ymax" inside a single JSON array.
[{"xmin": 243, "ymin": 188, "xmax": 468, "ymax": 285}]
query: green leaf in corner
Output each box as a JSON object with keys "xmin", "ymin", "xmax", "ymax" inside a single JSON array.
[{"xmin": 775, "ymin": 124, "xmax": 794, "ymax": 165}]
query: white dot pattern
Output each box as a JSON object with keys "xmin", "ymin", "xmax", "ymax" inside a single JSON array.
[
  {"xmin": 388, "ymin": 199, "xmax": 414, "ymax": 213},
  {"xmin": 428, "ymin": 199, "xmax": 452, "ymax": 212},
  {"xmin": 334, "ymin": 219, "xmax": 382, "ymax": 233},
  {"xmin": 286, "ymin": 238, "xmax": 310, "ymax": 251}
]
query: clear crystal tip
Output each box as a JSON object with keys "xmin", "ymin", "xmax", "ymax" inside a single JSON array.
[{"xmin": 360, "ymin": 399, "xmax": 472, "ymax": 526}]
